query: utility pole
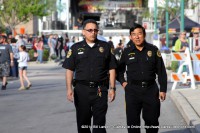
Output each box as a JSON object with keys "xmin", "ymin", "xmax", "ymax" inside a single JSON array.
[
  {"xmin": 154, "ymin": 0, "xmax": 157, "ymax": 35},
  {"xmin": 166, "ymin": 0, "xmax": 169, "ymax": 47},
  {"xmin": 180, "ymin": 0, "xmax": 185, "ymax": 32},
  {"xmin": 66, "ymin": 0, "xmax": 69, "ymax": 30}
]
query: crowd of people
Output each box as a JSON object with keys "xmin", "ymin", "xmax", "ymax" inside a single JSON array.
[{"xmin": 0, "ymin": 34, "xmax": 31, "ymax": 90}]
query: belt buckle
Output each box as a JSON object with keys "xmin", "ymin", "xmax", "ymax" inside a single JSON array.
[
  {"xmin": 89, "ymin": 82, "xmax": 95, "ymax": 88},
  {"xmin": 142, "ymin": 82, "xmax": 147, "ymax": 88}
]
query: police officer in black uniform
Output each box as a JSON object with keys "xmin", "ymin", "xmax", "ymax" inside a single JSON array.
[
  {"xmin": 62, "ymin": 19, "xmax": 117, "ymax": 133},
  {"xmin": 117, "ymin": 23, "xmax": 167, "ymax": 133}
]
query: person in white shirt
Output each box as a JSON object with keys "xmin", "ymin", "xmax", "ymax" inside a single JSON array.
[
  {"xmin": 193, "ymin": 32, "xmax": 200, "ymax": 75},
  {"xmin": 18, "ymin": 45, "xmax": 31, "ymax": 90}
]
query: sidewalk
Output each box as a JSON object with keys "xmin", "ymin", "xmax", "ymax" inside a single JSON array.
[{"xmin": 170, "ymin": 89, "xmax": 200, "ymax": 133}]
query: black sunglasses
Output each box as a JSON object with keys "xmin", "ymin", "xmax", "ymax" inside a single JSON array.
[{"xmin": 84, "ymin": 29, "xmax": 99, "ymax": 33}]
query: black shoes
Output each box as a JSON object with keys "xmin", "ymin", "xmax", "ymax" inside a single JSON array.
[
  {"xmin": 1, "ymin": 82, "xmax": 8, "ymax": 90},
  {"xmin": 1, "ymin": 85, "xmax": 6, "ymax": 90}
]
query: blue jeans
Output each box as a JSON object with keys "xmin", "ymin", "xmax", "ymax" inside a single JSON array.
[
  {"xmin": 36, "ymin": 50, "xmax": 43, "ymax": 63},
  {"xmin": 10, "ymin": 58, "xmax": 18, "ymax": 77}
]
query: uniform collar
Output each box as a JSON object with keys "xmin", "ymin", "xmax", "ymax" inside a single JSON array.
[
  {"xmin": 83, "ymin": 39, "xmax": 101, "ymax": 48},
  {"xmin": 130, "ymin": 40, "xmax": 147, "ymax": 50}
]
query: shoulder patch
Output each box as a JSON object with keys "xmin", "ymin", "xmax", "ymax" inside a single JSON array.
[
  {"xmin": 111, "ymin": 47, "xmax": 114, "ymax": 55},
  {"xmin": 66, "ymin": 49, "xmax": 72, "ymax": 58},
  {"xmin": 157, "ymin": 50, "xmax": 162, "ymax": 57}
]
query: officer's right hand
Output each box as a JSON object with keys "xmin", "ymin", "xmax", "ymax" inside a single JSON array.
[
  {"xmin": 122, "ymin": 82, "xmax": 128, "ymax": 89},
  {"xmin": 67, "ymin": 89, "xmax": 74, "ymax": 102}
]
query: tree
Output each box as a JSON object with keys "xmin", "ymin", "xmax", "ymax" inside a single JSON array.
[
  {"xmin": 140, "ymin": 0, "xmax": 198, "ymax": 26},
  {"xmin": 0, "ymin": 0, "xmax": 57, "ymax": 35}
]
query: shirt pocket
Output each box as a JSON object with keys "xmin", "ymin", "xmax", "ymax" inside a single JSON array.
[
  {"xmin": 144, "ymin": 57, "xmax": 155, "ymax": 71},
  {"xmin": 96, "ymin": 54, "xmax": 106, "ymax": 67},
  {"xmin": 126, "ymin": 58, "xmax": 138, "ymax": 71},
  {"xmin": 76, "ymin": 54, "xmax": 88, "ymax": 68}
]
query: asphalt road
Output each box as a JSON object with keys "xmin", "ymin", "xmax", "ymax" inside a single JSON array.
[{"xmin": 0, "ymin": 63, "xmax": 191, "ymax": 133}]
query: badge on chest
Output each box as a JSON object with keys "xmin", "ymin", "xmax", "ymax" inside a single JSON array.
[
  {"xmin": 78, "ymin": 48, "xmax": 85, "ymax": 55},
  {"xmin": 128, "ymin": 52, "xmax": 135, "ymax": 60},
  {"xmin": 147, "ymin": 51, "xmax": 152, "ymax": 57}
]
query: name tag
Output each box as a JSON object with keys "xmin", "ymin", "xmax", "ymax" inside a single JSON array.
[
  {"xmin": 129, "ymin": 57, "xmax": 135, "ymax": 60},
  {"xmin": 0, "ymin": 47, "xmax": 5, "ymax": 49},
  {"xmin": 78, "ymin": 52, "xmax": 84, "ymax": 54}
]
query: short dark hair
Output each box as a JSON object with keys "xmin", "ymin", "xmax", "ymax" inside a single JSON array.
[
  {"xmin": 20, "ymin": 45, "xmax": 26, "ymax": 51},
  {"xmin": 129, "ymin": 23, "xmax": 146, "ymax": 37},
  {"xmin": 82, "ymin": 19, "xmax": 98, "ymax": 29},
  {"xmin": 11, "ymin": 38, "xmax": 17, "ymax": 43}
]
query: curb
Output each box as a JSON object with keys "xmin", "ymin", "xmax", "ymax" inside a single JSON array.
[{"xmin": 170, "ymin": 90, "xmax": 200, "ymax": 133}]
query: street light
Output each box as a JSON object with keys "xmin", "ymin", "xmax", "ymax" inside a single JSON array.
[
  {"xmin": 154, "ymin": 0, "xmax": 157, "ymax": 35},
  {"xmin": 180, "ymin": 0, "xmax": 185, "ymax": 32},
  {"xmin": 166, "ymin": 0, "xmax": 169, "ymax": 47}
]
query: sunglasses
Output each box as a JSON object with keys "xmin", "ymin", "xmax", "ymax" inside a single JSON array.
[{"xmin": 84, "ymin": 29, "xmax": 99, "ymax": 33}]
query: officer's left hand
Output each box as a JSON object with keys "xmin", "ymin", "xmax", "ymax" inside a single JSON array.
[
  {"xmin": 159, "ymin": 92, "xmax": 166, "ymax": 102},
  {"xmin": 108, "ymin": 89, "xmax": 115, "ymax": 102},
  {"xmin": 10, "ymin": 62, "xmax": 14, "ymax": 67}
]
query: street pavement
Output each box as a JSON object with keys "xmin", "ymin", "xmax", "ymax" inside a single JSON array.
[{"xmin": 0, "ymin": 61, "xmax": 198, "ymax": 133}]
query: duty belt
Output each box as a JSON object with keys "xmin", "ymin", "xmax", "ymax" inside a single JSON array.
[
  {"xmin": 76, "ymin": 80, "xmax": 108, "ymax": 88},
  {"xmin": 130, "ymin": 80, "xmax": 155, "ymax": 88}
]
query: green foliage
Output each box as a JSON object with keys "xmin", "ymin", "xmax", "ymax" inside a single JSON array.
[
  {"xmin": 157, "ymin": 0, "xmax": 180, "ymax": 21},
  {"xmin": 141, "ymin": 8, "xmax": 151, "ymax": 19},
  {"xmin": 166, "ymin": 66, "xmax": 172, "ymax": 70},
  {"xmin": 28, "ymin": 49, "xmax": 49, "ymax": 61},
  {"xmin": 28, "ymin": 49, "xmax": 35, "ymax": 61},
  {"xmin": 50, "ymin": 53, "xmax": 57, "ymax": 60},
  {"xmin": 0, "ymin": 0, "xmax": 56, "ymax": 34},
  {"xmin": 43, "ymin": 49, "xmax": 49, "ymax": 61},
  {"xmin": 171, "ymin": 61, "xmax": 179, "ymax": 72}
]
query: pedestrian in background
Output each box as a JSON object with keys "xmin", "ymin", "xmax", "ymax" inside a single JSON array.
[
  {"xmin": 48, "ymin": 35, "xmax": 56, "ymax": 59},
  {"xmin": 174, "ymin": 31, "xmax": 189, "ymax": 81},
  {"xmin": 174, "ymin": 31, "xmax": 189, "ymax": 52},
  {"xmin": 193, "ymin": 32, "xmax": 200, "ymax": 52},
  {"xmin": 0, "ymin": 35, "xmax": 14, "ymax": 90},
  {"xmin": 108, "ymin": 36, "xmax": 114, "ymax": 49},
  {"xmin": 160, "ymin": 34, "xmax": 166, "ymax": 48},
  {"xmin": 10, "ymin": 38, "xmax": 19, "ymax": 78},
  {"xmin": 172, "ymin": 33, "xmax": 178, "ymax": 47},
  {"xmin": 35, "ymin": 37, "xmax": 44, "ymax": 64},
  {"xmin": 16, "ymin": 35, "xmax": 27, "ymax": 46},
  {"xmin": 114, "ymin": 39, "xmax": 124, "ymax": 62},
  {"xmin": 56, "ymin": 35, "xmax": 64, "ymax": 60},
  {"xmin": 117, "ymin": 23, "xmax": 167, "ymax": 133},
  {"xmin": 193, "ymin": 32, "xmax": 200, "ymax": 75},
  {"xmin": 62, "ymin": 19, "xmax": 117, "ymax": 133},
  {"xmin": 18, "ymin": 45, "xmax": 31, "ymax": 90}
]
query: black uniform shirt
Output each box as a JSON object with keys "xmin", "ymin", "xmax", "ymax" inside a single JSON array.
[
  {"xmin": 62, "ymin": 39, "xmax": 117, "ymax": 82},
  {"xmin": 117, "ymin": 41, "xmax": 167, "ymax": 92}
]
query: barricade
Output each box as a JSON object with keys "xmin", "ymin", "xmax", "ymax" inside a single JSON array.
[{"xmin": 171, "ymin": 48, "xmax": 200, "ymax": 90}]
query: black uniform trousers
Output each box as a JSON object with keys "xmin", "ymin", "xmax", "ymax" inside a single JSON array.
[
  {"xmin": 74, "ymin": 83, "xmax": 108, "ymax": 133},
  {"xmin": 125, "ymin": 82, "xmax": 160, "ymax": 133}
]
